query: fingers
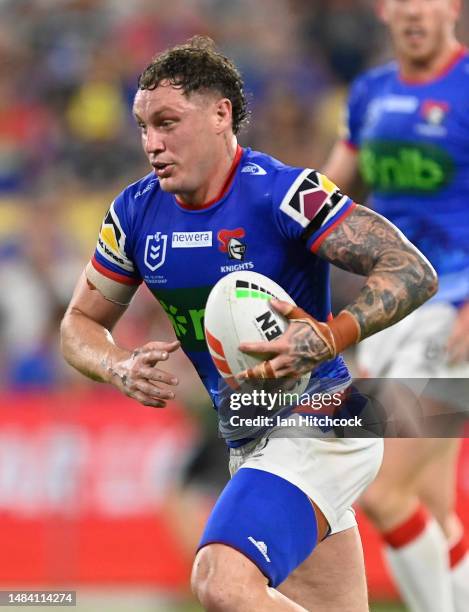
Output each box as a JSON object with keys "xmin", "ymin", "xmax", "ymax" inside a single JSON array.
[
  {"xmin": 139, "ymin": 340, "xmax": 181, "ymax": 353},
  {"xmin": 123, "ymin": 377, "xmax": 175, "ymax": 408},
  {"xmin": 112, "ymin": 340, "xmax": 181, "ymax": 408},
  {"xmin": 139, "ymin": 366, "xmax": 178, "ymax": 386},
  {"xmin": 237, "ymin": 359, "xmax": 306, "ymax": 383},
  {"xmin": 133, "ymin": 390, "xmax": 167, "ymax": 408},
  {"xmin": 269, "ymin": 299, "xmax": 297, "ymax": 317},
  {"xmin": 270, "ymin": 299, "xmax": 312, "ymax": 322},
  {"xmin": 135, "ymin": 379, "xmax": 175, "ymax": 401},
  {"xmin": 133, "ymin": 341, "xmax": 180, "ymax": 366},
  {"xmin": 239, "ymin": 340, "xmax": 280, "ymax": 354},
  {"xmin": 238, "ymin": 360, "xmax": 276, "ymax": 381}
]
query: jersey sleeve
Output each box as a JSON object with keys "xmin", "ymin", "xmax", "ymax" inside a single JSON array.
[
  {"xmin": 272, "ymin": 167, "xmax": 356, "ymax": 254},
  {"xmin": 86, "ymin": 190, "xmax": 142, "ymax": 305},
  {"xmin": 342, "ymin": 74, "xmax": 369, "ymax": 150}
]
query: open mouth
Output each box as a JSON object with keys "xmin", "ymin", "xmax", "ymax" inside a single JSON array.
[
  {"xmin": 403, "ymin": 26, "xmax": 426, "ymax": 44},
  {"xmin": 152, "ymin": 162, "xmax": 173, "ymax": 177}
]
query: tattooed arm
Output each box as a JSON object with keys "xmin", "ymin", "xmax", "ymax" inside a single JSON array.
[
  {"xmin": 239, "ymin": 204, "xmax": 437, "ymax": 380},
  {"xmin": 317, "ymin": 204, "xmax": 438, "ymax": 340}
]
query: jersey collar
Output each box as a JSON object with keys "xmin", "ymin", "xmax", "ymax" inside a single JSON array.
[
  {"xmin": 175, "ymin": 145, "xmax": 243, "ymax": 211},
  {"xmin": 399, "ymin": 44, "xmax": 467, "ymax": 85}
]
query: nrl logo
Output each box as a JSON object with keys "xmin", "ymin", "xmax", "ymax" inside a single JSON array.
[{"xmin": 144, "ymin": 232, "xmax": 168, "ymax": 271}]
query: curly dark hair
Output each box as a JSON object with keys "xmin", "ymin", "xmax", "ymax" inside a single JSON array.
[{"xmin": 138, "ymin": 36, "xmax": 249, "ymax": 134}]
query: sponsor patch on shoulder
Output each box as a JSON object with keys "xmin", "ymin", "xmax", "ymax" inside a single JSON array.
[
  {"xmin": 279, "ymin": 169, "xmax": 348, "ymax": 230},
  {"xmin": 241, "ymin": 162, "xmax": 267, "ymax": 175},
  {"xmin": 96, "ymin": 201, "xmax": 135, "ymax": 272}
]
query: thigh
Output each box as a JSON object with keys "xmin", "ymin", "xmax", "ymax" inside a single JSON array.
[
  {"xmin": 417, "ymin": 438, "xmax": 461, "ymax": 526},
  {"xmin": 236, "ymin": 433, "xmax": 383, "ymax": 534},
  {"xmin": 197, "ymin": 466, "xmax": 318, "ymax": 588},
  {"xmin": 376, "ymin": 437, "xmax": 449, "ymax": 488},
  {"xmin": 278, "ymin": 526, "xmax": 368, "ymax": 612},
  {"xmin": 360, "ymin": 437, "xmax": 453, "ymax": 529}
]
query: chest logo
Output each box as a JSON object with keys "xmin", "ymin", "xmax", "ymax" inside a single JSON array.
[
  {"xmin": 217, "ymin": 228, "xmax": 247, "ymax": 261},
  {"xmin": 172, "ymin": 231, "xmax": 213, "ymax": 248},
  {"xmin": 421, "ymin": 100, "xmax": 449, "ymax": 126},
  {"xmin": 144, "ymin": 232, "xmax": 168, "ymax": 271}
]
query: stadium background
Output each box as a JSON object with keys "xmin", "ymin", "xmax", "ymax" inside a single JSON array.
[{"xmin": 0, "ymin": 1, "xmax": 468, "ymax": 610}]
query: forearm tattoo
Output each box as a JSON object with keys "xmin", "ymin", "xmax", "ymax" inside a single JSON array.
[{"xmin": 317, "ymin": 206, "xmax": 437, "ymax": 340}]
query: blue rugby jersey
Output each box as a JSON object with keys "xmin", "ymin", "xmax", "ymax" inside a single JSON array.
[
  {"xmin": 345, "ymin": 47, "xmax": 469, "ymax": 305},
  {"xmin": 90, "ymin": 146, "xmax": 354, "ymax": 439}
]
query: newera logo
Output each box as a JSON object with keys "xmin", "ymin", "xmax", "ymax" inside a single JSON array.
[{"xmin": 172, "ymin": 231, "xmax": 213, "ymax": 248}]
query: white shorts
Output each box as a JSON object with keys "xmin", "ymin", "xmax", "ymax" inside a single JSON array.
[
  {"xmin": 229, "ymin": 429, "xmax": 383, "ymax": 535},
  {"xmin": 357, "ymin": 301, "xmax": 469, "ymax": 411},
  {"xmin": 357, "ymin": 301, "xmax": 468, "ymax": 378}
]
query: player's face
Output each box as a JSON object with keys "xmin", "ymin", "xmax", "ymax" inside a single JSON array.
[
  {"xmin": 133, "ymin": 83, "xmax": 231, "ymax": 200},
  {"xmin": 379, "ymin": 0, "xmax": 460, "ymax": 64}
]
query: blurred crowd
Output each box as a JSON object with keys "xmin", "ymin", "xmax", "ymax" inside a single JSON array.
[{"xmin": 1, "ymin": 0, "xmax": 468, "ymax": 393}]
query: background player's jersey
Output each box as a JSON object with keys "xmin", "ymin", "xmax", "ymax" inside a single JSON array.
[
  {"xmin": 91, "ymin": 147, "xmax": 354, "ymax": 440},
  {"xmin": 345, "ymin": 47, "xmax": 469, "ymax": 305}
]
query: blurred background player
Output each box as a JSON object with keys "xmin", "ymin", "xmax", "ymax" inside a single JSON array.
[{"xmin": 323, "ymin": 1, "xmax": 469, "ymax": 611}]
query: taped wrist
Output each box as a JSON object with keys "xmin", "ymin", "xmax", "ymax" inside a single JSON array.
[{"xmin": 286, "ymin": 306, "xmax": 361, "ymax": 358}]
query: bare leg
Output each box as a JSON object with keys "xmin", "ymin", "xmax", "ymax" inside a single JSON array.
[
  {"xmin": 278, "ymin": 526, "xmax": 369, "ymax": 612},
  {"xmin": 360, "ymin": 438, "xmax": 446, "ymax": 530},
  {"xmin": 191, "ymin": 498, "xmax": 329, "ymax": 611},
  {"xmin": 360, "ymin": 438, "xmax": 454, "ymax": 612},
  {"xmin": 417, "ymin": 438, "xmax": 461, "ymax": 541},
  {"xmin": 192, "ymin": 543, "xmax": 308, "ymax": 611}
]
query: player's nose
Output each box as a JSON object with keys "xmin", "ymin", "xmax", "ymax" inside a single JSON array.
[
  {"xmin": 404, "ymin": 0, "xmax": 424, "ymax": 18},
  {"xmin": 145, "ymin": 127, "xmax": 165, "ymax": 155}
]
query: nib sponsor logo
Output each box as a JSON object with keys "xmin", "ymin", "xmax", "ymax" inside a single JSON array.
[{"xmin": 160, "ymin": 300, "xmax": 188, "ymax": 337}]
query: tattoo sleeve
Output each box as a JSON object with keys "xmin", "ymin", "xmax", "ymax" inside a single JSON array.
[{"xmin": 317, "ymin": 205, "xmax": 438, "ymax": 340}]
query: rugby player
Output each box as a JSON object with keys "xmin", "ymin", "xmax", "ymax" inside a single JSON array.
[
  {"xmin": 60, "ymin": 37, "xmax": 437, "ymax": 611},
  {"xmin": 323, "ymin": 1, "xmax": 469, "ymax": 610}
]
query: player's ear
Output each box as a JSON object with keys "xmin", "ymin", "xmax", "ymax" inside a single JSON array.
[
  {"xmin": 375, "ymin": 0, "xmax": 388, "ymax": 24},
  {"xmin": 450, "ymin": 0, "xmax": 462, "ymax": 21},
  {"xmin": 214, "ymin": 98, "xmax": 233, "ymax": 133}
]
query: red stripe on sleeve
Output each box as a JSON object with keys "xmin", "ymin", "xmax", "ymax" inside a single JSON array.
[
  {"xmin": 91, "ymin": 256, "xmax": 141, "ymax": 286},
  {"xmin": 342, "ymin": 140, "xmax": 358, "ymax": 152},
  {"xmin": 310, "ymin": 202, "xmax": 357, "ymax": 254}
]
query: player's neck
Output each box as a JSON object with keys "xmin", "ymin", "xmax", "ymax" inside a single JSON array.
[
  {"xmin": 398, "ymin": 39, "xmax": 464, "ymax": 83},
  {"xmin": 177, "ymin": 136, "xmax": 240, "ymax": 209}
]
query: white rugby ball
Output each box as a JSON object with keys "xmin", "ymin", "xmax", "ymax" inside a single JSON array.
[{"xmin": 204, "ymin": 271, "xmax": 310, "ymax": 394}]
